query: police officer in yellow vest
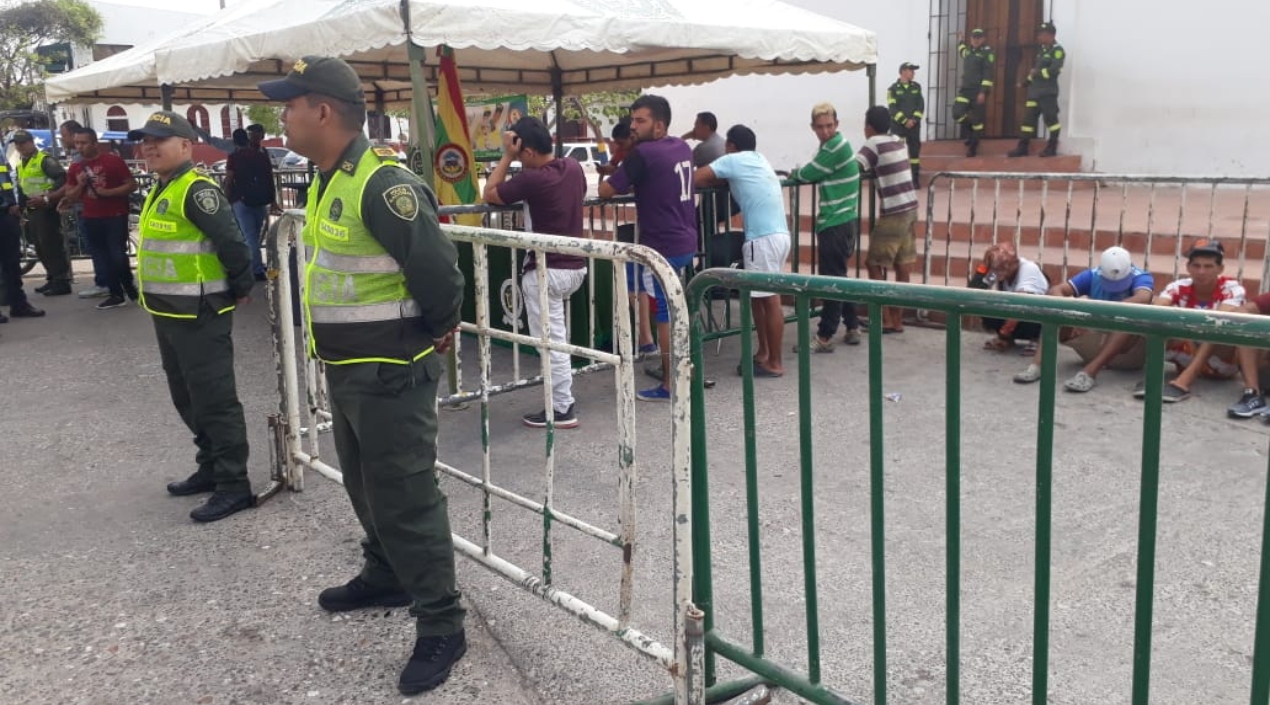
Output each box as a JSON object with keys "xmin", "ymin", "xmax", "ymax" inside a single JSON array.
[
  {"xmin": 11, "ymin": 130, "xmax": 73, "ymax": 296},
  {"xmin": 128, "ymin": 112, "xmax": 256, "ymax": 523},
  {"xmin": 258, "ymin": 56, "xmax": 467, "ymax": 696}
]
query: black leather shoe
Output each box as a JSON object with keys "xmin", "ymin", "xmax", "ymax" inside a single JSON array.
[
  {"xmin": 34, "ymin": 283, "xmax": 51, "ymax": 294},
  {"xmin": 10, "ymin": 303, "xmax": 45, "ymax": 318},
  {"xmin": 42, "ymin": 284, "xmax": 72, "ymax": 296},
  {"xmin": 398, "ymin": 630, "xmax": 467, "ymax": 695},
  {"xmin": 166, "ymin": 471, "xmax": 215, "ymax": 496},
  {"xmin": 189, "ymin": 490, "xmax": 253, "ymax": 522},
  {"xmin": 319, "ymin": 576, "xmax": 412, "ymax": 612}
]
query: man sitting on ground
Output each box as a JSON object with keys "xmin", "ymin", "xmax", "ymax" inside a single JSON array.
[
  {"xmin": 969, "ymin": 242, "xmax": 1048, "ymax": 350},
  {"xmin": 1225, "ymin": 291, "xmax": 1270, "ymax": 418},
  {"xmin": 694, "ymin": 125, "xmax": 791, "ymax": 378},
  {"xmin": 1013, "ymin": 246, "xmax": 1154, "ymax": 390},
  {"xmin": 1136, "ymin": 239, "xmax": 1244, "ymax": 403}
]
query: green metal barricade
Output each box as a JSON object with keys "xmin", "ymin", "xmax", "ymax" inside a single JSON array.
[{"xmin": 686, "ymin": 268, "xmax": 1270, "ymax": 705}]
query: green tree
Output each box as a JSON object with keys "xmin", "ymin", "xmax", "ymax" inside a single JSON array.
[
  {"xmin": 245, "ymin": 104, "xmax": 281, "ymax": 135},
  {"xmin": 0, "ymin": 0, "xmax": 103, "ymax": 110},
  {"xmin": 527, "ymin": 90, "xmax": 640, "ymax": 140}
]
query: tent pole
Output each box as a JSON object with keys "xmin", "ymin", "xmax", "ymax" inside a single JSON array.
[
  {"xmin": 161, "ymin": 84, "xmax": 174, "ymax": 111},
  {"xmin": 865, "ymin": 62, "xmax": 877, "ymax": 256},
  {"xmin": 373, "ymin": 86, "xmax": 386, "ymax": 141},
  {"xmin": 402, "ymin": 0, "xmax": 437, "ymax": 183},
  {"xmin": 550, "ymin": 65, "xmax": 564, "ymax": 158},
  {"xmin": 866, "ymin": 63, "xmax": 877, "ymax": 106}
]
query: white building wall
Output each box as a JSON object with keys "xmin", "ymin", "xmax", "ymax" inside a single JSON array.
[
  {"xmin": 659, "ymin": 0, "xmax": 1270, "ymax": 177},
  {"xmin": 656, "ymin": 0, "xmax": 929, "ymax": 173}
]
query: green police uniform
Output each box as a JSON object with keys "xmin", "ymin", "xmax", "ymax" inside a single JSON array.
[
  {"xmin": 304, "ymin": 133, "xmax": 467, "ymax": 638},
  {"xmin": 888, "ymin": 65, "xmax": 924, "ymax": 184},
  {"xmin": 138, "ymin": 156, "xmax": 255, "ymax": 503},
  {"xmin": 15, "ymin": 141, "xmax": 72, "ymax": 290},
  {"xmin": 1011, "ymin": 22, "xmax": 1066, "ymax": 157},
  {"xmin": 953, "ymin": 34, "xmax": 995, "ymax": 155}
]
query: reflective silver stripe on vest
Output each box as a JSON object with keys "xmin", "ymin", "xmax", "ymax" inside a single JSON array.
[
  {"xmin": 309, "ymin": 299, "xmax": 422, "ymax": 324},
  {"xmin": 143, "ymin": 281, "xmax": 231, "ymax": 296},
  {"xmin": 313, "ymin": 249, "xmax": 401, "ymax": 274},
  {"xmin": 141, "ymin": 239, "xmax": 217, "ymax": 254}
]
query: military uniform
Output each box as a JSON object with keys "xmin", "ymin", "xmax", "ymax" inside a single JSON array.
[
  {"xmin": 954, "ymin": 31, "xmax": 996, "ymax": 157},
  {"xmin": 0, "ymin": 156, "xmax": 44, "ymax": 321},
  {"xmin": 259, "ymin": 56, "xmax": 468, "ymax": 697},
  {"xmin": 888, "ymin": 64, "xmax": 924, "ymax": 185},
  {"xmin": 129, "ymin": 112, "xmax": 256, "ymax": 523},
  {"xmin": 13, "ymin": 131, "xmax": 72, "ymax": 295},
  {"xmin": 1010, "ymin": 22, "xmax": 1066, "ymax": 158}
]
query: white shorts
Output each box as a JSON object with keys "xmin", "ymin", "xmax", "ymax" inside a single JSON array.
[{"xmin": 743, "ymin": 232, "xmax": 791, "ymax": 297}]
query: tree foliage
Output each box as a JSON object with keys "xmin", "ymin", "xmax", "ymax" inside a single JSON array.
[
  {"xmin": 0, "ymin": 0, "xmax": 102, "ymax": 110},
  {"xmin": 245, "ymin": 104, "xmax": 281, "ymax": 135},
  {"xmin": 527, "ymin": 90, "xmax": 640, "ymax": 140}
]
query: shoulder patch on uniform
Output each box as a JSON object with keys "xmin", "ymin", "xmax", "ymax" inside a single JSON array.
[
  {"xmin": 156, "ymin": 198, "xmax": 170, "ymax": 215},
  {"xmin": 340, "ymin": 160, "xmax": 356, "ymax": 174},
  {"xmin": 373, "ymin": 146, "xmax": 398, "ymax": 159},
  {"xmin": 193, "ymin": 188, "xmax": 220, "ymax": 215},
  {"xmin": 383, "ymin": 184, "xmax": 419, "ymax": 221}
]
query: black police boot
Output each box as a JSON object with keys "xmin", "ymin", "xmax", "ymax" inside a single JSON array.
[
  {"xmin": 189, "ymin": 490, "xmax": 254, "ymax": 522},
  {"xmin": 43, "ymin": 282, "xmax": 72, "ymax": 296},
  {"xmin": 398, "ymin": 630, "xmax": 468, "ymax": 695},
  {"xmin": 166, "ymin": 469, "xmax": 216, "ymax": 496},
  {"xmin": 1039, "ymin": 133, "xmax": 1059, "ymax": 157},
  {"xmin": 1007, "ymin": 138, "xmax": 1031, "ymax": 158},
  {"xmin": 10, "ymin": 302, "xmax": 45, "ymax": 318},
  {"xmin": 967, "ymin": 132, "xmax": 980, "ymax": 158},
  {"xmin": 319, "ymin": 576, "xmax": 413, "ymax": 612},
  {"xmin": 34, "ymin": 282, "xmax": 51, "ymax": 294},
  {"xmin": 911, "ymin": 165, "xmax": 921, "ymax": 187}
]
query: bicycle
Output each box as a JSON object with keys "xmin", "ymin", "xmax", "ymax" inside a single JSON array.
[{"xmin": 18, "ymin": 195, "xmax": 141, "ymax": 276}]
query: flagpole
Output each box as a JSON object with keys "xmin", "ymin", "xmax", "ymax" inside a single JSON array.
[{"xmin": 402, "ymin": 0, "xmax": 437, "ymax": 183}]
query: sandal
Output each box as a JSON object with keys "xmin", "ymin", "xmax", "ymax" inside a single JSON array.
[
  {"xmin": 1063, "ymin": 371, "xmax": 1096, "ymax": 393},
  {"xmin": 1161, "ymin": 382, "xmax": 1190, "ymax": 403},
  {"xmin": 1013, "ymin": 363, "xmax": 1042, "ymax": 384},
  {"xmin": 983, "ymin": 337, "xmax": 1012, "ymax": 352}
]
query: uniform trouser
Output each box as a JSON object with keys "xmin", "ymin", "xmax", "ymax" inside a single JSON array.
[
  {"xmin": 0, "ymin": 213, "xmax": 29, "ymax": 309},
  {"xmin": 952, "ymin": 92, "xmax": 987, "ymax": 134},
  {"xmin": 326, "ymin": 356, "xmax": 467, "ymax": 638},
  {"xmin": 25, "ymin": 208, "xmax": 71, "ymax": 284},
  {"xmin": 153, "ymin": 309, "xmax": 250, "ymax": 494},
  {"xmin": 83, "ymin": 215, "xmax": 134, "ymax": 297},
  {"xmin": 815, "ymin": 221, "xmax": 861, "ymax": 340},
  {"xmin": 522, "ymin": 267, "xmax": 587, "ymax": 413},
  {"xmin": 890, "ymin": 123, "xmax": 922, "ymax": 167},
  {"xmin": 1020, "ymin": 94, "xmax": 1061, "ymax": 137}
]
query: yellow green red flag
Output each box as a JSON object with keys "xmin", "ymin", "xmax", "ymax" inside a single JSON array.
[{"xmin": 433, "ymin": 45, "xmax": 482, "ymax": 226}]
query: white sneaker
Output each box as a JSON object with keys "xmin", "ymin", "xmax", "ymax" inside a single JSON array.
[
  {"xmin": 78, "ymin": 285, "xmax": 109, "ymax": 299},
  {"xmin": 1013, "ymin": 363, "xmax": 1042, "ymax": 384}
]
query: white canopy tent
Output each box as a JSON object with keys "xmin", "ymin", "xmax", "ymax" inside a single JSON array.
[{"xmin": 46, "ymin": 0, "xmax": 878, "ymax": 106}]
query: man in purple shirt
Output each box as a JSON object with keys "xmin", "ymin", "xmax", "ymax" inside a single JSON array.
[
  {"xmin": 599, "ymin": 94, "xmax": 698, "ymax": 402},
  {"xmin": 485, "ymin": 117, "xmax": 588, "ymax": 429}
]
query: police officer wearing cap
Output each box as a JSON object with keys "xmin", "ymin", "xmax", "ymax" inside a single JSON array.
[
  {"xmin": 11, "ymin": 129, "xmax": 73, "ymax": 296},
  {"xmin": 0, "ymin": 139, "xmax": 44, "ymax": 322},
  {"xmin": 888, "ymin": 62, "xmax": 925, "ymax": 185},
  {"xmin": 954, "ymin": 29, "xmax": 996, "ymax": 157},
  {"xmin": 1009, "ymin": 21, "xmax": 1066, "ymax": 158},
  {"xmin": 258, "ymin": 56, "xmax": 467, "ymax": 695},
  {"xmin": 129, "ymin": 111, "xmax": 256, "ymax": 522}
]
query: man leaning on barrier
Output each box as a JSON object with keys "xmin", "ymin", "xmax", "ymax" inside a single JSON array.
[
  {"xmin": 259, "ymin": 55, "xmax": 468, "ymax": 696},
  {"xmin": 1013, "ymin": 246, "xmax": 1154, "ymax": 392},
  {"xmin": 484, "ymin": 116, "xmax": 589, "ymax": 429},
  {"xmin": 1227, "ymin": 291, "xmax": 1270, "ymax": 419}
]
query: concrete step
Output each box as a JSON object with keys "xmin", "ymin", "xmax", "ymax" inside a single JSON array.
[{"xmin": 923, "ymin": 138, "xmax": 1040, "ymax": 157}]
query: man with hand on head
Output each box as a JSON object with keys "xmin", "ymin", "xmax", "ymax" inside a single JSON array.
[{"xmin": 129, "ymin": 111, "xmax": 255, "ymax": 522}]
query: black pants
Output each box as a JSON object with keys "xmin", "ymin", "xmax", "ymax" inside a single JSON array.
[
  {"xmin": 25, "ymin": 208, "xmax": 71, "ymax": 284},
  {"xmin": 154, "ymin": 310, "xmax": 250, "ymax": 493},
  {"xmin": 952, "ymin": 92, "xmax": 987, "ymax": 134},
  {"xmin": 1020, "ymin": 94, "xmax": 1061, "ymax": 137},
  {"xmin": 891, "ymin": 123, "xmax": 921, "ymax": 168},
  {"xmin": 83, "ymin": 215, "xmax": 134, "ymax": 297},
  {"xmin": 983, "ymin": 317, "xmax": 1042, "ymax": 341},
  {"xmin": 0, "ymin": 213, "xmax": 29, "ymax": 309},
  {"xmin": 815, "ymin": 220, "xmax": 861, "ymax": 339}
]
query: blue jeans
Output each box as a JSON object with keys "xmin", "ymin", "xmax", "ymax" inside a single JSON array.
[
  {"xmin": 232, "ymin": 201, "xmax": 268, "ymax": 276},
  {"xmin": 75, "ymin": 209, "xmax": 105, "ymax": 288},
  {"xmin": 83, "ymin": 215, "xmax": 133, "ymax": 297}
]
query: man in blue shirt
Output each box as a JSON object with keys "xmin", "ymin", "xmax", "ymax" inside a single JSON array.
[
  {"xmin": 694, "ymin": 125, "xmax": 790, "ymax": 377},
  {"xmin": 1014, "ymin": 246, "xmax": 1155, "ymax": 391}
]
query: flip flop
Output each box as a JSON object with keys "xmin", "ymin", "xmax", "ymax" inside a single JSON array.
[{"xmin": 752, "ymin": 365, "xmax": 783, "ymax": 378}]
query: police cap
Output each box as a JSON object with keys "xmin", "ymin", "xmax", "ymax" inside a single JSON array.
[
  {"xmin": 971, "ymin": 28, "xmax": 986, "ymax": 37},
  {"xmin": 8, "ymin": 129, "xmax": 33, "ymax": 144},
  {"xmin": 257, "ymin": 56, "xmax": 366, "ymax": 105},
  {"xmin": 1036, "ymin": 21, "xmax": 1057, "ymax": 34},
  {"xmin": 127, "ymin": 110, "xmax": 198, "ymax": 141},
  {"xmin": 899, "ymin": 62, "xmax": 920, "ymax": 72}
]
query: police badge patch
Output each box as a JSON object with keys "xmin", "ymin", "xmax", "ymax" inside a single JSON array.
[
  {"xmin": 193, "ymin": 189, "xmax": 220, "ymax": 215},
  {"xmin": 383, "ymin": 184, "xmax": 418, "ymax": 221},
  {"xmin": 156, "ymin": 199, "xmax": 170, "ymax": 215},
  {"xmin": 329, "ymin": 198, "xmax": 343, "ymax": 221}
]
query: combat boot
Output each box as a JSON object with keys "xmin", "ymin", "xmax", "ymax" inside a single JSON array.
[
  {"xmin": 319, "ymin": 576, "xmax": 412, "ymax": 612},
  {"xmin": 1007, "ymin": 138, "xmax": 1030, "ymax": 158},
  {"xmin": 967, "ymin": 132, "xmax": 980, "ymax": 158},
  {"xmin": 1039, "ymin": 133, "xmax": 1059, "ymax": 157},
  {"xmin": 167, "ymin": 468, "xmax": 215, "ymax": 496}
]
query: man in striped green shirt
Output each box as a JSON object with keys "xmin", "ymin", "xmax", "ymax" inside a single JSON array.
[{"xmin": 791, "ymin": 102, "xmax": 862, "ymax": 351}]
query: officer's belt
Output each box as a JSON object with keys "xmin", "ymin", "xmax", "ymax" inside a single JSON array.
[
  {"xmin": 313, "ymin": 249, "xmax": 401, "ymax": 274},
  {"xmin": 308, "ymin": 299, "xmax": 422, "ymax": 324}
]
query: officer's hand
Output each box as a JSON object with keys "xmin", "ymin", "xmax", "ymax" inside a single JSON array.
[
  {"xmin": 7, "ymin": 205, "xmax": 17, "ymax": 217},
  {"xmin": 976, "ymin": 93, "xmax": 986, "ymax": 105},
  {"xmin": 433, "ymin": 329, "xmax": 457, "ymax": 354},
  {"xmin": 237, "ymin": 296, "xmax": 252, "ymax": 306},
  {"xmin": 905, "ymin": 119, "xmax": 916, "ymax": 129}
]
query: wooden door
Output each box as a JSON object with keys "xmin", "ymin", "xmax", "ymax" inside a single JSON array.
[{"xmin": 964, "ymin": 0, "xmax": 1045, "ymax": 138}]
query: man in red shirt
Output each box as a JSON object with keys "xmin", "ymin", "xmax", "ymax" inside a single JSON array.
[{"xmin": 61, "ymin": 127, "xmax": 138, "ymax": 310}]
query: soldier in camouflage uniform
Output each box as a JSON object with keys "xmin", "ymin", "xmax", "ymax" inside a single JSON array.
[{"xmin": 1009, "ymin": 21, "xmax": 1066, "ymax": 158}]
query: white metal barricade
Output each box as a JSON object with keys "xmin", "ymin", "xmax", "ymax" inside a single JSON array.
[{"xmin": 263, "ymin": 211, "xmax": 704, "ymax": 705}]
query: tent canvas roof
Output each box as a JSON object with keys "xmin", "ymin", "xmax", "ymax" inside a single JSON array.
[{"xmin": 47, "ymin": 0, "xmax": 877, "ymax": 105}]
